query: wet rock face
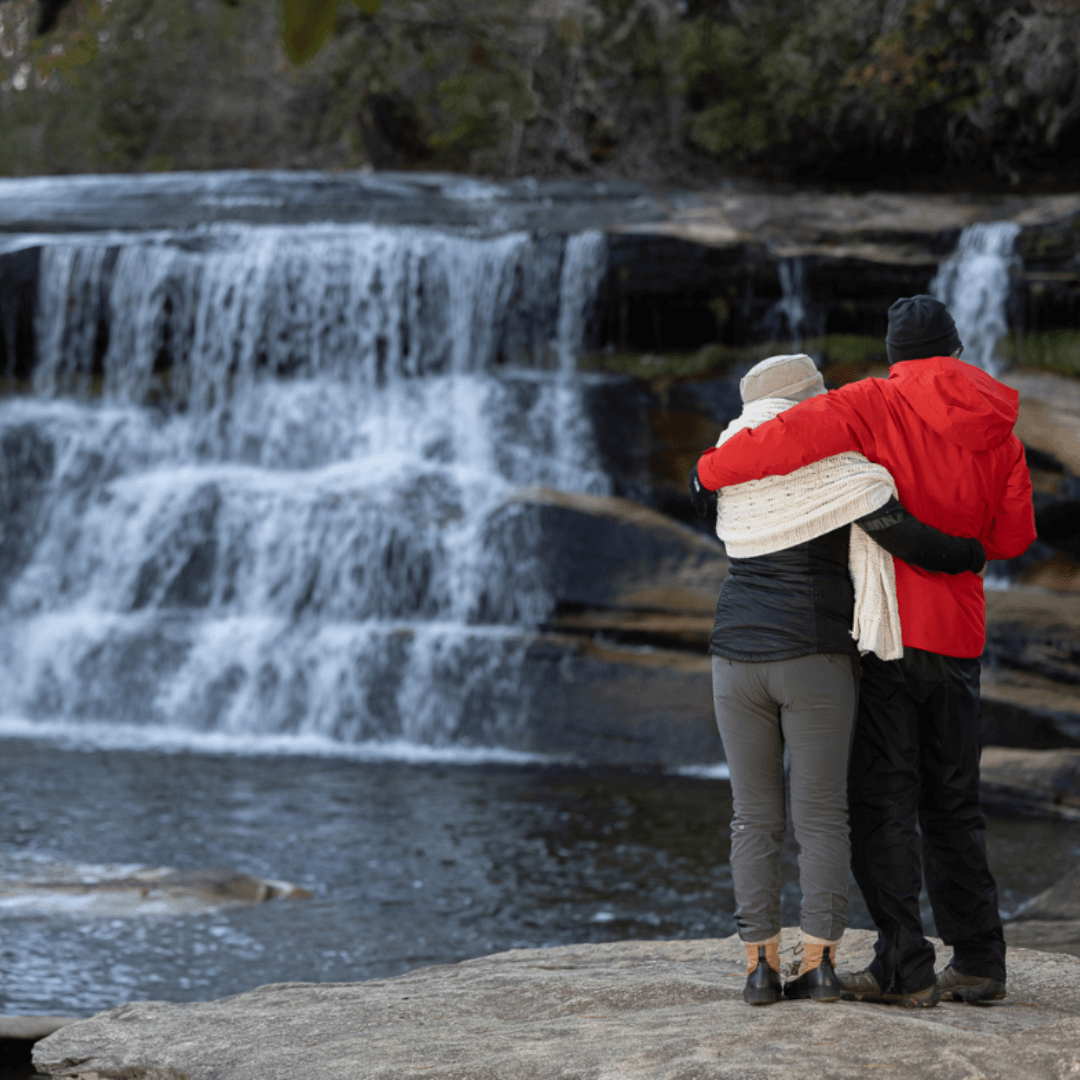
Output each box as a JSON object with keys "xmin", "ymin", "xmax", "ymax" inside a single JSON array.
[
  {"xmin": 130, "ymin": 483, "xmax": 222, "ymax": 610},
  {"xmin": 523, "ymin": 636, "xmax": 721, "ymax": 765},
  {"xmin": 0, "ymin": 246, "xmax": 39, "ymax": 384},
  {"xmin": 475, "ymin": 488, "xmax": 726, "ymax": 765},
  {"xmin": 0, "ymin": 422, "xmax": 55, "ymax": 601},
  {"xmin": 980, "ymin": 747, "xmax": 1080, "ymax": 820},
  {"xmin": 32, "ymin": 931, "xmax": 1080, "ymax": 1080},
  {"xmin": 984, "ymin": 591, "xmax": 1080, "ymax": 690},
  {"xmin": 476, "ymin": 488, "xmax": 727, "ymax": 625}
]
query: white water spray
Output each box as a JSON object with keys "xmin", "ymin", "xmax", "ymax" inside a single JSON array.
[{"xmin": 0, "ymin": 223, "xmax": 610, "ymax": 754}]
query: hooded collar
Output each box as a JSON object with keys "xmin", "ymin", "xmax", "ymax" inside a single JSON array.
[{"xmin": 886, "ymin": 357, "xmax": 1019, "ymax": 451}]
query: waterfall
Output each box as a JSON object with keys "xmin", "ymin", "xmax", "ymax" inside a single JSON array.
[
  {"xmin": 930, "ymin": 221, "xmax": 1020, "ymax": 375},
  {"xmin": 763, "ymin": 257, "xmax": 808, "ymax": 351},
  {"xmin": 0, "ymin": 223, "xmax": 610, "ymax": 758}
]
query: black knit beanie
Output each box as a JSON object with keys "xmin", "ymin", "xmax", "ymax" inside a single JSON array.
[{"xmin": 885, "ymin": 295, "xmax": 961, "ymax": 364}]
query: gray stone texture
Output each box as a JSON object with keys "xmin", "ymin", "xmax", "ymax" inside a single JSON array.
[{"xmin": 34, "ymin": 931, "xmax": 1080, "ymax": 1080}]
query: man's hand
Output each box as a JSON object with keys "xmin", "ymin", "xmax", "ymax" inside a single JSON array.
[{"xmin": 688, "ymin": 464, "xmax": 717, "ymax": 520}]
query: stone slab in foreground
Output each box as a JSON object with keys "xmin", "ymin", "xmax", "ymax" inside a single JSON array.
[{"xmin": 34, "ymin": 931, "xmax": 1080, "ymax": 1080}]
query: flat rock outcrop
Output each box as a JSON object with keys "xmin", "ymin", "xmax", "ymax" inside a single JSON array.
[
  {"xmin": 34, "ymin": 930, "xmax": 1080, "ymax": 1080},
  {"xmin": 1005, "ymin": 371, "xmax": 1080, "ymax": 479}
]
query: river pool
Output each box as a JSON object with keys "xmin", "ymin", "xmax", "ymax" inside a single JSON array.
[{"xmin": 2, "ymin": 738, "xmax": 1078, "ymax": 1016}]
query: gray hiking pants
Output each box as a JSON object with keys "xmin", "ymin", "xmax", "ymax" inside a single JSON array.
[{"xmin": 712, "ymin": 654, "xmax": 857, "ymax": 942}]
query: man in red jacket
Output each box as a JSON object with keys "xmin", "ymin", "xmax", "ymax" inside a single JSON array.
[{"xmin": 694, "ymin": 295, "xmax": 1036, "ymax": 1007}]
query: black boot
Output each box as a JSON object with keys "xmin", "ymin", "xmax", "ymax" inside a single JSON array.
[
  {"xmin": 783, "ymin": 944, "xmax": 841, "ymax": 1002},
  {"xmin": 743, "ymin": 945, "xmax": 782, "ymax": 1006}
]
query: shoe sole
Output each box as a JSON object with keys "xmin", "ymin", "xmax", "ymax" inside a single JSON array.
[
  {"xmin": 885, "ymin": 992, "xmax": 940, "ymax": 1008},
  {"xmin": 940, "ymin": 986, "xmax": 1006, "ymax": 1004},
  {"xmin": 744, "ymin": 990, "xmax": 781, "ymax": 1006},
  {"xmin": 841, "ymin": 990, "xmax": 939, "ymax": 1008}
]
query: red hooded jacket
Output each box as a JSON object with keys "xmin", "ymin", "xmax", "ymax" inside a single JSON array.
[{"xmin": 697, "ymin": 357, "xmax": 1036, "ymax": 658}]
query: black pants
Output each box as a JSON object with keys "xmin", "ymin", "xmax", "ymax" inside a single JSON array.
[{"xmin": 849, "ymin": 648, "xmax": 1006, "ymax": 993}]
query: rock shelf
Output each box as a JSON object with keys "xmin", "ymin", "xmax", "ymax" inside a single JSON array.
[{"xmin": 33, "ymin": 931, "xmax": 1080, "ymax": 1080}]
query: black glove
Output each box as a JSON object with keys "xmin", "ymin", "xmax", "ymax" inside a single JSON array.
[
  {"xmin": 966, "ymin": 537, "xmax": 987, "ymax": 574},
  {"xmin": 688, "ymin": 464, "xmax": 717, "ymax": 520}
]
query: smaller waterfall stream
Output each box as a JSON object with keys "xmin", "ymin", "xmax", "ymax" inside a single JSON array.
[
  {"xmin": 931, "ymin": 221, "xmax": 1021, "ymax": 375},
  {"xmin": 765, "ymin": 257, "xmax": 808, "ymax": 350}
]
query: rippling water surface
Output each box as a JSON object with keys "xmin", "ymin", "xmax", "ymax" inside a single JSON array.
[{"xmin": 2, "ymin": 739, "xmax": 1077, "ymax": 1017}]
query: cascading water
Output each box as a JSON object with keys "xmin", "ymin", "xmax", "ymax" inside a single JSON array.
[
  {"xmin": 0, "ymin": 223, "xmax": 610, "ymax": 757},
  {"xmin": 930, "ymin": 221, "xmax": 1021, "ymax": 375},
  {"xmin": 765, "ymin": 257, "xmax": 808, "ymax": 350}
]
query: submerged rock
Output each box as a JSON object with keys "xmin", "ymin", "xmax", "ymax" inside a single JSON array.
[
  {"xmin": 1013, "ymin": 864, "xmax": 1080, "ymax": 922},
  {"xmin": 0, "ymin": 864, "xmax": 312, "ymax": 918},
  {"xmin": 1007, "ymin": 864, "xmax": 1080, "ymax": 960},
  {"xmin": 33, "ymin": 931, "xmax": 1080, "ymax": 1080}
]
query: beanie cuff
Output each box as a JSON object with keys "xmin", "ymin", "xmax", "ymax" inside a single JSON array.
[{"xmin": 886, "ymin": 325, "xmax": 961, "ymax": 365}]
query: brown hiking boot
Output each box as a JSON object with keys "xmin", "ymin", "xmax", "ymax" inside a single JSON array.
[
  {"xmin": 839, "ymin": 968, "xmax": 940, "ymax": 1008},
  {"xmin": 937, "ymin": 965, "xmax": 1006, "ymax": 1003},
  {"xmin": 743, "ymin": 938, "xmax": 782, "ymax": 1006},
  {"xmin": 783, "ymin": 940, "xmax": 841, "ymax": 1002}
]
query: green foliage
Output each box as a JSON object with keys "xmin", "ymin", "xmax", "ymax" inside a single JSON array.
[
  {"xmin": 579, "ymin": 345, "xmax": 734, "ymax": 382},
  {"xmin": 999, "ymin": 330, "xmax": 1080, "ymax": 378},
  {"xmin": 282, "ymin": 0, "xmax": 336, "ymax": 64},
  {"xmin": 673, "ymin": 0, "xmax": 1080, "ymax": 178},
  {"xmin": 0, "ymin": 0, "xmax": 368, "ymax": 175},
  {"xmin": 281, "ymin": 0, "xmax": 381, "ymax": 64},
  {"xmin": 2, "ymin": 0, "xmax": 1079, "ymax": 181},
  {"xmin": 430, "ymin": 56, "xmax": 534, "ymax": 152}
]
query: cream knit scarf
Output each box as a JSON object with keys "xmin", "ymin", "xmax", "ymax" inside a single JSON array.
[{"xmin": 715, "ymin": 397, "xmax": 903, "ymax": 660}]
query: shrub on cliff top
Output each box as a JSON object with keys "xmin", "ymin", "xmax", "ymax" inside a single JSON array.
[{"xmin": 1, "ymin": 0, "xmax": 1078, "ymax": 183}]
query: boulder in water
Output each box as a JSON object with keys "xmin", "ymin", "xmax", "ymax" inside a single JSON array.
[{"xmin": 0, "ymin": 864, "xmax": 312, "ymax": 918}]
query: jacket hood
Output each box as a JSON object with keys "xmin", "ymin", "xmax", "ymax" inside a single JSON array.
[{"xmin": 887, "ymin": 357, "xmax": 1019, "ymax": 451}]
